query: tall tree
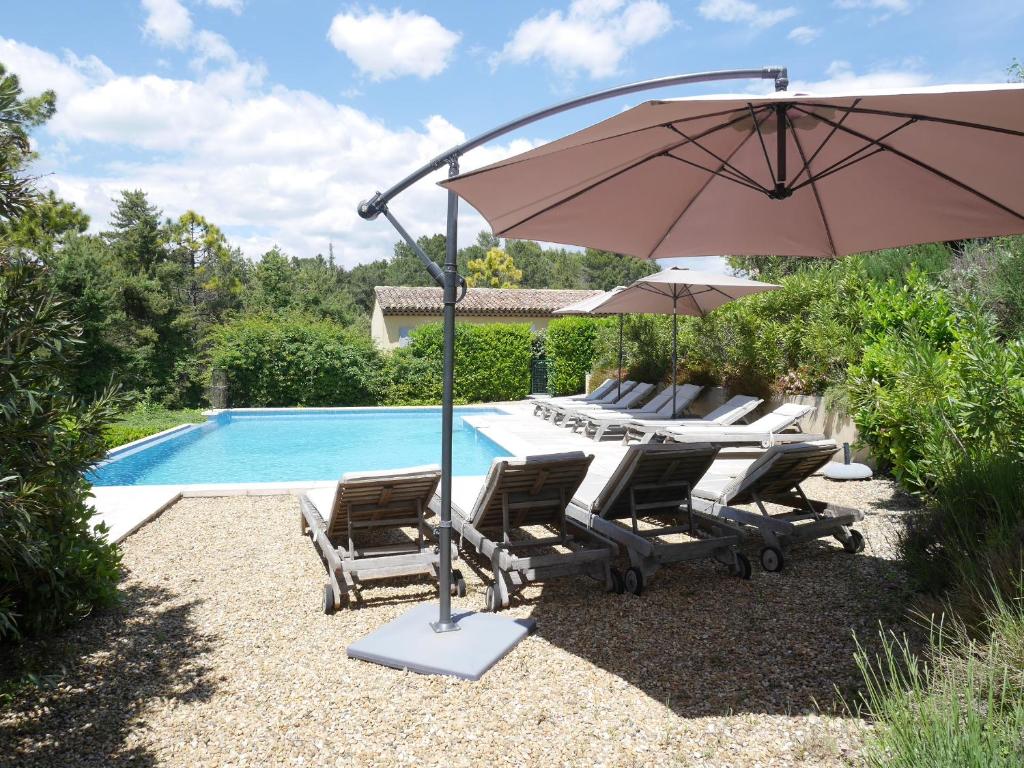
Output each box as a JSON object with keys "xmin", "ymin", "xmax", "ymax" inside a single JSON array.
[
  {"xmin": 466, "ymin": 246, "xmax": 523, "ymax": 288},
  {"xmin": 165, "ymin": 210, "xmax": 246, "ymax": 319},
  {"xmin": 0, "ymin": 62, "xmax": 55, "ymax": 223},
  {"xmin": 105, "ymin": 189, "xmax": 164, "ymax": 273}
]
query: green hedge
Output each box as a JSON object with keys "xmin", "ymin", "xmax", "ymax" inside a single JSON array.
[
  {"xmin": 209, "ymin": 316, "xmax": 385, "ymax": 407},
  {"xmin": 389, "ymin": 322, "xmax": 532, "ymax": 403},
  {"xmin": 546, "ymin": 316, "xmax": 606, "ymax": 396}
]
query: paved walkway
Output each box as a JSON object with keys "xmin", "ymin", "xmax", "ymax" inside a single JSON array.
[{"xmin": 88, "ymin": 401, "xmax": 621, "ymax": 543}]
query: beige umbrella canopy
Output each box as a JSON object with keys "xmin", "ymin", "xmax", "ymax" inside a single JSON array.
[
  {"xmin": 441, "ymin": 84, "xmax": 1024, "ymax": 259},
  {"xmin": 564, "ymin": 268, "xmax": 780, "ymax": 413}
]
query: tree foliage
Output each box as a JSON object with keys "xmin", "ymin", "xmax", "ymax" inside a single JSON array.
[{"xmin": 466, "ymin": 247, "xmax": 522, "ymax": 288}]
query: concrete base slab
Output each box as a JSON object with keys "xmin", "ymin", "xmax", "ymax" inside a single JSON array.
[
  {"xmin": 88, "ymin": 486, "xmax": 182, "ymax": 543},
  {"xmin": 347, "ymin": 603, "xmax": 535, "ymax": 681}
]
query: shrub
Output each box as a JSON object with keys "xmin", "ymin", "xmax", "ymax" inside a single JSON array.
[
  {"xmin": 208, "ymin": 315, "xmax": 386, "ymax": 407},
  {"xmin": 546, "ymin": 316, "xmax": 607, "ymax": 395},
  {"xmin": 390, "ymin": 322, "xmax": 532, "ymax": 403},
  {"xmin": 1, "ymin": 256, "xmax": 124, "ymax": 640}
]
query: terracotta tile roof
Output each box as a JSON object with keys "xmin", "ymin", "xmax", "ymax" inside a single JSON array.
[{"xmin": 373, "ymin": 286, "xmax": 604, "ymax": 317}]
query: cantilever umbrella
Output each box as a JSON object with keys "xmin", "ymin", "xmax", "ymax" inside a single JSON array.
[
  {"xmin": 441, "ymin": 84, "xmax": 1024, "ymax": 259},
  {"xmin": 586, "ymin": 268, "xmax": 780, "ymax": 415},
  {"xmin": 553, "ymin": 286, "xmax": 627, "ymax": 398}
]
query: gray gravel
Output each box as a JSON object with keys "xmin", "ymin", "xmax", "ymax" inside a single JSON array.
[{"xmin": 1, "ymin": 476, "xmax": 916, "ymax": 767}]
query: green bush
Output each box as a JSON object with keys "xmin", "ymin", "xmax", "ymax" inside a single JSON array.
[
  {"xmin": 855, "ymin": 593, "xmax": 1024, "ymax": 768},
  {"xmin": 208, "ymin": 315, "xmax": 385, "ymax": 407},
  {"xmin": 1, "ymin": 256, "xmax": 124, "ymax": 640},
  {"xmin": 546, "ymin": 316, "xmax": 607, "ymax": 396},
  {"xmin": 103, "ymin": 403, "xmax": 205, "ymax": 448},
  {"xmin": 389, "ymin": 322, "xmax": 532, "ymax": 403}
]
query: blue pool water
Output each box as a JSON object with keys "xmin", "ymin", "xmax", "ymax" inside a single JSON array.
[{"xmin": 89, "ymin": 408, "xmax": 508, "ymax": 486}]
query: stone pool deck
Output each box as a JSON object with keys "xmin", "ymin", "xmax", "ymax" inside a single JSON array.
[{"xmin": 88, "ymin": 400, "xmax": 625, "ymax": 543}]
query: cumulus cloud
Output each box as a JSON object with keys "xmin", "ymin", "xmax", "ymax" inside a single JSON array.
[
  {"xmin": 789, "ymin": 60, "xmax": 930, "ymax": 94},
  {"xmin": 834, "ymin": 0, "xmax": 912, "ymax": 14},
  {"xmin": 201, "ymin": 0, "xmax": 244, "ymax": 13},
  {"xmin": 787, "ymin": 25, "xmax": 821, "ymax": 44},
  {"xmin": 698, "ymin": 0, "xmax": 797, "ymax": 30},
  {"xmin": 141, "ymin": 0, "xmax": 193, "ymax": 48},
  {"xmin": 327, "ymin": 9, "xmax": 461, "ymax": 81},
  {"xmin": 1, "ymin": 36, "xmax": 533, "ymax": 265},
  {"xmin": 492, "ymin": 0, "xmax": 673, "ymax": 79}
]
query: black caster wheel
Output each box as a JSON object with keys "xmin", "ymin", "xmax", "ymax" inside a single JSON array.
[
  {"xmin": 609, "ymin": 567, "xmax": 626, "ymax": 594},
  {"xmin": 484, "ymin": 584, "xmax": 502, "ymax": 612},
  {"xmin": 760, "ymin": 545, "xmax": 785, "ymax": 573},
  {"xmin": 731, "ymin": 552, "xmax": 752, "ymax": 580},
  {"xmin": 322, "ymin": 583, "xmax": 337, "ymax": 615},
  {"xmin": 451, "ymin": 570, "xmax": 467, "ymax": 598},
  {"xmin": 843, "ymin": 529, "xmax": 865, "ymax": 554},
  {"xmin": 624, "ymin": 567, "xmax": 644, "ymax": 596}
]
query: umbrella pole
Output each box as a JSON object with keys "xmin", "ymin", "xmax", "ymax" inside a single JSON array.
[
  {"xmin": 672, "ymin": 298, "xmax": 678, "ymax": 416},
  {"xmin": 617, "ymin": 314, "xmax": 624, "ymax": 398},
  {"xmin": 431, "ymin": 161, "xmax": 461, "ymax": 634}
]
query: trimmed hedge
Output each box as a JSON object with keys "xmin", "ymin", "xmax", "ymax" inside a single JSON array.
[
  {"xmin": 390, "ymin": 322, "xmax": 533, "ymax": 403},
  {"xmin": 209, "ymin": 316, "xmax": 385, "ymax": 407},
  {"xmin": 546, "ymin": 316, "xmax": 607, "ymax": 396}
]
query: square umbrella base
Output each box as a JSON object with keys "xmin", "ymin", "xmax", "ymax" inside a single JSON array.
[{"xmin": 347, "ymin": 602, "xmax": 536, "ymax": 681}]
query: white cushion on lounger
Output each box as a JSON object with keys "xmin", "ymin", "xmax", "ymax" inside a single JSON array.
[
  {"xmin": 306, "ymin": 487, "xmax": 337, "ymax": 517},
  {"xmin": 449, "ymin": 475, "xmax": 486, "ymax": 518}
]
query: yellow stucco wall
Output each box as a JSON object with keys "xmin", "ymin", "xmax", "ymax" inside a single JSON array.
[{"xmin": 370, "ymin": 301, "xmax": 555, "ymax": 349}]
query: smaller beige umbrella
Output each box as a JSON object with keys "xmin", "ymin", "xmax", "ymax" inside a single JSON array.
[
  {"xmin": 554, "ymin": 286, "xmax": 627, "ymax": 397},
  {"xmin": 591, "ymin": 267, "xmax": 781, "ymax": 414}
]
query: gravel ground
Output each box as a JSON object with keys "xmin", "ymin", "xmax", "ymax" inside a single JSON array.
[{"xmin": 1, "ymin": 476, "xmax": 918, "ymax": 768}]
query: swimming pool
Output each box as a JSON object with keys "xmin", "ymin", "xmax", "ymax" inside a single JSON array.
[{"xmin": 90, "ymin": 408, "xmax": 509, "ymax": 487}]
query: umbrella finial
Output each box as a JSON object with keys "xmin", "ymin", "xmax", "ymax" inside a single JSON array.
[{"xmin": 773, "ymin": 67, "xmax": 789, "ymax": 92}]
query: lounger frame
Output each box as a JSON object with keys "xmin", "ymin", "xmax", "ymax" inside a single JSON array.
[
  {"xmin": 566, "ymin": 444, "xmax": 746, "ymax": 590},
  {"xmin": 299, "ymin": 469, "xmax": 457, "ymax": 611}
]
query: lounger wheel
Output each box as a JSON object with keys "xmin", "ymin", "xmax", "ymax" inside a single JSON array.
[
  {"xmin": 322, "ymin": 583, "xmax": 337, "ymax": 615},
  {"xmin": 609, "ymin": 567, "xmax": 626, "ymax": 595},
  {"xmin": 843, "ymin": 529, "xmax": 865, "ymax": 554},
  {"xmin": 450, "ymin": 570, "xmax": 467, "ymax": 598},
  {"xmin": 730, "ymin": 552, "xmax": 752, "ymax": 580},
  {"xmin": 484, "ymin": 585, "xmax": 502, "ymax": 612},
  {"xmin": 623, "ymin": 567, "xmax": 644, "ymax": 596},
  {"xmin": 759, "ymin": 545, "xmax": 785, "ymax": 573}
]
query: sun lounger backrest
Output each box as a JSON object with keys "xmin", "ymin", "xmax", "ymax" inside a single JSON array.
[
  {"xmin": 611, "ymin": 382, "xmax": 654, "ymax": 409},
  {"xmin": 665, "ymin": 383, "xmax": 703, "ymax": 417},
  {"xmin": 466, "ymin": 452, "xmax": 593, "ymax": 532},
  {"xmin": 328, "ymin": 465, "xmax": 442, "ymax": 538},
  {"xmin": 596, "ymin": 380, "xmax": 636, "ymax": 404},
  {"xmin": 743, "ymin": 402, "xmax": 813, "ymax": 432},
  {"xmin": 702, "ymin": 395, "xmax": 763, "ymax": 424},
  {"xmin": 721, "ymin": 440, "xmax": 836, "ymax": 504},
  {"xmin": 588, "ymin": 443, "xmax": 719, "ymax": 518},
  {"xmin": 585, "ymin": 378, "xmax": 617, "ymax": 401},
  {"xmin": 635, "ymin": 385, "xmax": 676, "ymax": 415}
]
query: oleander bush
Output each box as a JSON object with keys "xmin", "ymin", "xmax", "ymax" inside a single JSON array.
[
  {"xmin": 1, "ymin": 255, "xmax": 124, "ymax": 640},
  {"xmin": 208, "ymin": 315, "xmax": 386, "ymax": 407},
  {"xmin": 388, "ymin": 321, "xmax": 532, "ymax": 403}
]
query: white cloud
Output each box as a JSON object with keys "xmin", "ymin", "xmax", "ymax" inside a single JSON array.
[
  {"xmin": 201, "ymin": 0, "xmax": 244, "ymax": 13},
  {"xmin": 834, "ymin": 0, "xmax": 912, "ymax": 14},
  {"xmin": 141, "ymin": 0, "xmax": 193, "ymax": 48},
  {"xmin": 1, "ymin": 36, "xmax": 535, "ymax": 266},
  {"xmin": 698, "ymin": 0, "xmax": 797, "ymax": 30},
  {"xmin": 789, "ymin": 60, "xmax": 930, "ymax": 93},
  {"xmin": 787, "ymin": 25, "xmax": 821, "ymax": 44},
  {"xmin": 327, "ymin": 9, "xmax": 460, "ymax": 81},
  {"xmin": 493, "ymin": 0, "xmax": 673, "ymax": 79}
]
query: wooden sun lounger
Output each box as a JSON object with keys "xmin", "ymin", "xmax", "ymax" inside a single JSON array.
[
  {"xmin": 689, "ymin": 440, "xmax": 865, "ymax": 572},
  {"xmin": 299, "ymin": 465, "xmax": 459, "ymax": 612},
  {"xmin": 566, "ymin": 443, "xmax": 750, "ymax": 595},
  {"xmin": 623, "ymin": 395, "xmax": 763, "ymax": 444},
  {"xmin": 433, "ymin": 452, "xmax": 619, "ymax": 612},
  {"xmin": 577, "ymin": 384, "xmax": 703, "ymax": 441}
]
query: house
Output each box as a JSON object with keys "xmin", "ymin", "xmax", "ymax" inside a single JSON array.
[{"xmin": 371, "ymin": 286, "xmax": 603, "ymax": 349}]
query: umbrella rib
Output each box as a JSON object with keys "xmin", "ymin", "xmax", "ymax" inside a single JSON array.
[
  {"xmin": 789, "ymin": 98, "xmax": 860, "ymax": 187},
  {"xmin": 790, "ymin": 105, "xmax": 1024, "ymax": 222},
  {"xmin": 749, "ymin": 103, "xmax": 776, "ymax": 183},
  {"xmin": 441, "ymin": 106, "xmax": 759, "ymax": 185},
  {"xmin": 493, "ymin": 109, "xmax": 765, "ymax": 237},
  {"xmin": 790, "ymin": 117, "xmax": 916, "ymax": 191},
  {"xmin": 660, "ymin": 155, "xmax": 768, "ymax": 194},
  {"xmin": 665, "ymin": 125, "xmax": 768, "ymax": 191},
  {"xmin": 788, "ymin": 117, "xmax": 838, "ymax": 257},
  {"xmin": 789, "ymin": 148, "xmax": 886, "ymax": 191},
  {"xmin": 644, "ymin": 108, "xmax": 775, "ymax": 259},
  {"xmin": 789, "ymin": 101, "xmax": 1024, "ymax": 139}
]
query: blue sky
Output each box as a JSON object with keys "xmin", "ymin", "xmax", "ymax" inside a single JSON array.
[{"xmin": 3, "ymin": 0, "xmax": 1022, "ymax": 268}]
